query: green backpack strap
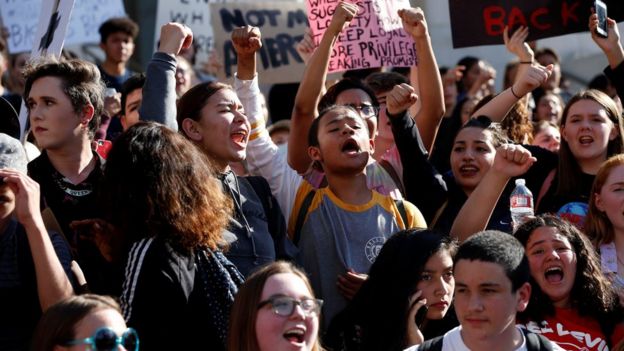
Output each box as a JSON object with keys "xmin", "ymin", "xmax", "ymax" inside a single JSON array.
[
  {"xmin": 293, "ymin": 190, "xmax": 316, "ymax": 246},
  {"xmin": 394, "ymin": 199, "xmax": 409, "ymax": 228}
]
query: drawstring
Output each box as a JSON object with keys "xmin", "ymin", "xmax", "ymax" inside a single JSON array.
[{"xmin": 220, "ymin": 171, "xmax": 259, "ymax": 263}]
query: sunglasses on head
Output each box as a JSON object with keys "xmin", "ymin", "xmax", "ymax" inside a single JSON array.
[{"xmin": 64, "ymin": 327, "xmax": 139, "ymax": 351}]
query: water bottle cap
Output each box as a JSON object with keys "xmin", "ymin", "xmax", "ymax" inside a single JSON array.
[{"xmin": 515, "ymin": 179, "xmax": 526, "ymax": 186}]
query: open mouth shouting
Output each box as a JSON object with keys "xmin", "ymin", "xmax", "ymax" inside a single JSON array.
[
  {"xmin": 341, "ymin": 138, "xmax": 362, "ymax": 156},
  {"xmin": 458, "ymin": 164, "xmax": 479, "ymax": 177},
  {"xmin": 578, "ymin": 135, "xmax": 594, "ymax": 146},
  {"xmin": 283, "ymin": 326, "xmax": 307, "ymax": 346},
  {"xmin": 230, "ymin": 129, "xmax": 248, "ymax": 148},
  {"xmin": 544, "ymin": 266, "xmax": 564, "ymax": 284}
]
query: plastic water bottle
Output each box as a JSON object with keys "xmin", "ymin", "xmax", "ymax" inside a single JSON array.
[{"xmin": 510, "ymin": 179, "xmax": 534, "ymax": 231}]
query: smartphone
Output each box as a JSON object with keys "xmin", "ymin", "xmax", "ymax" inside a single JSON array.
[{"xmin": 595, "ymin": 0, "xmax": 608, "ymax": 38}]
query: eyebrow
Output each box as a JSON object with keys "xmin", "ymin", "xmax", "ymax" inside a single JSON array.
[{"xmin": 528, "ymin": 238, "xmax": 566, "ymax": 250}]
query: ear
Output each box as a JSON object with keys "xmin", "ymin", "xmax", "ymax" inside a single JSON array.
[
  {"xmin": 368, "ymin": 137, "xmax": 375, "ymax": 154},
  {"xmin": 181, "ymin": 118, "xmax": 202, "ymax": 142},
  {"xmin": 308, "ymin": 145, "xmax": 322, "ymax": 162},
  {"xmin": 609, "ymin": 124, "xmax": 619, "ymax": 141},
  {"xmin": 120, "ymin": 114, "xmax": 128, "ymax": 131},
  {"xmin": 594, "ymin": 192, "xmax": 606, "ymax": 212},
  {"xmin": 80, "ymin": 104, "xmax": 95, "ymax": 126},
  {"xmin": 99, "ymin": 42, "xmax": 105, "ymax": 51},
  {"xmin": 515, "ymin": 282, "xmax": 531, "ymax": 312}
]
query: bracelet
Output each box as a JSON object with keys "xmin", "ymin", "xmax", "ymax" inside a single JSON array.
[
  {"xmin": 510, "ymin": 85, "xmax": 522, "ymax": 99},
  {"xmin": 519, "ymin": 61, "xmax": 533, "ymax": 64}
]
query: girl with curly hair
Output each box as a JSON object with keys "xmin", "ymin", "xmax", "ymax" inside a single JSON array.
[
  {"xmin": 101, "ymin": 122, "xmax": 241, "ymax": 350},
  {"xmin": 515, "ymin": 215, "xmax": 624, "ymax": 350}
]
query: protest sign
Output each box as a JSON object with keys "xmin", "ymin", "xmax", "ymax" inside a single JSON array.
[
  {"xmin": 0, "ymin": 0, "xmax": 125, "ymax": 53},
  {"xmin": 154, "ymin": 0, "xmax": 219, "ymax": 59},
  {"xmin": 449, "ymin": 0, "xmax": 624, "ymax": 48},
  {"xmin": 306, "ymin": 0, "xmax": 415, "ymax": 73},
  {"xmin": 210, "ymin": 1, "xmax": 308, "ymax": 84}
]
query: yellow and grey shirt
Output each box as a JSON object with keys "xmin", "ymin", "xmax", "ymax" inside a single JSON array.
[{"xmin": 289, "ymin": 181, "xmax": 426, "ymax": 328}]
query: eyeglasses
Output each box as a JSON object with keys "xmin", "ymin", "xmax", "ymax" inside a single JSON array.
[
  {"xmin": 64, "ymin": 327, "xmax": 139, "ymax": 351},
  {"xmin": 345, "ymin": 104, "xmax": 379, "ymax": 119},
  {"xmin": 257, "ymin": 296, "xmax": 323, "ymax": 317}
]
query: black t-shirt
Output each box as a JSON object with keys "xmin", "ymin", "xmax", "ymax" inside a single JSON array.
[{"xmin": 28, "ymin": 151, "xmax": 121, "ymax": 295}]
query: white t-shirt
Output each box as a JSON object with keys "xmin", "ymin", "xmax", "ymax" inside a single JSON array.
[{"xmin": 404, "ymin": 326, "xmax": 530, "ymax": 351}]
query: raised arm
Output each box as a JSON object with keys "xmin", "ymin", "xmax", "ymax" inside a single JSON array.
[
  {"xmin": 471, "ymin": 63, "xmax": 552, "ymax": 122},
  {"xmin": 288, "ymin": 1, "xmax": 358, "ymax": 173},
  {"xmin": 450, "ymin": 144, "xmax": 535, "ymax": 242},
  {"xmin": 230, "ymin": 27, "xmax": 303, "ymax": 221},
  {"xmin": 400, "ymin": 7, "xmax": 445, "ymax": 153},
  {"xmin": 1, "ymin": 169, "xmax": 73, "ymax": 310},
  {"xmin": 386, "ymin": 84, "xmax": 448, "ymax": 223},
  {"xmin": 589, "ymin": 14, "xmax": 624, "ymax": 98},
  {"xmin": 139, "ymin": 23, "xmax": 193, "ymax": 130}
]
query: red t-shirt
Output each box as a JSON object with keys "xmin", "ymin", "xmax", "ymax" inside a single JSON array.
[{"xmin": 519, "ymin": 307, "xmax": 624, "ymax": 350}]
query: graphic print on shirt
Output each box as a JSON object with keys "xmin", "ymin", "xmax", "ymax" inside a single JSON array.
[{"xmin": 365, "ymin": 237, "xmax": 386, "ymax": 263}]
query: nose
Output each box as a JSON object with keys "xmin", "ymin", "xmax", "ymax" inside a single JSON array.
[
  {"xmin": 545, "ymin": 248, "xmax": 561, "ymax": 261},
  {"xmin": 467, "ymin": 293, "xmax": 484, "ymax": 312},
  {"xmin": 434, "ymin": 277, "xmax": 451, "ymax": 297},
  {"xmin": 289, "ymin": 303, "xmax": 306, "ymax": 320},
  {"xmin": 341, "ymin": 125, "xmax": 355, "ymax": 135},
  {"xmin": 461, "ymin": 149, "xmax": 475, "ymax": 161}
]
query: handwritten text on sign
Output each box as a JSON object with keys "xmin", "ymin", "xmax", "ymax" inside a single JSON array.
[
  {"xmin": 306, "ymin": 0, "xmax": 415, "ymax": 73},
  {"xmin": 448, "ymin": 0, "xmax": 624, "ymax": 48},
  {"xmin": 210, "ymin": 1, "xmax": 308, "ymax": 84},
  {"xmin": 0, "ymin": 0, "xmax": 125, "ymax": 53}
]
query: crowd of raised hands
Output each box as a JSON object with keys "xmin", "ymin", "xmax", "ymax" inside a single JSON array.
[{"xmin": 2, "ymin": 2, "xmax": 624, "ymax": 351}]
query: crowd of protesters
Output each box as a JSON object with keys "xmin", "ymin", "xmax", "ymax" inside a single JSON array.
[{"xmin": 2, "ymin": 2, "xmax": 624, "ymax": 351}]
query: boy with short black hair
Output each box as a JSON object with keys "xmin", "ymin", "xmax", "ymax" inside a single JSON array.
[
  {"xmin": 98, "ymin": 17, "xmax": 139, "ymax": 91},
  {"xmin": 406, "ymin": 231, "xmax": 563, "ymax": 351}
]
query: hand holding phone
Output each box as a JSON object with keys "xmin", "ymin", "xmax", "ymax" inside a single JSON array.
[
  {"xmin": 406, "ymin": 291, "xmax": 427, "ymax": 346},
  {"xmin": 595, "ymin": 0, "xmax": 608, "ymax": 38}
]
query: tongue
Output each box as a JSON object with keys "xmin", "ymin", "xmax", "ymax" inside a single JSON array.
[
  {"xmin": 545, "ymin": 272, "xmax": 563, "ymax": 283},
  {"xmin": 285, "ymin": 335, "xmax": 302, "ymax": 343}
]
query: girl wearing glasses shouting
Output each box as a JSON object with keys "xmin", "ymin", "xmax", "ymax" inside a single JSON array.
[
  {"xmin": 229, "ymin": 261, "xmax": 323, "ymax": 351},
  {"xmin": 32, "ymin": 294, "xmax": 139, "ymax": 351}
]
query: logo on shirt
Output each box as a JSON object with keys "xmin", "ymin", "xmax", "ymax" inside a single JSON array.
[{"xmin": 365, "ymin": 237, "xmax": 386, "ymax": 263}]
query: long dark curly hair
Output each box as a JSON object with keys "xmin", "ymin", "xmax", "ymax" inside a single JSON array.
[
  {"xmin": 100, "ymin": 122, "xmax": 232, "ymax": 253},
  {"xmin": 515, "ymin": 215, "xmax": 622, "ymax": 343}
]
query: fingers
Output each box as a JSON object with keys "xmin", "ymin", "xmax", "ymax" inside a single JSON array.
[
  {"xmin": 329, "ymin": 1, "xmax": 358, "ymax": 34},
  {"xmin": 337, "ymin": 270, "xmax": 367, "ymax": 300},
  {"xmin": 386, "ymin": 83, "xmax": 418, "ymax": 115},
  {"xmin": 497, "ymin": 144, "xmax": 536, "ymax": 165},
  {"xmin": 159, "ymin": 22, "xmax": 194, "ymax": 55},
  {"xmin": 232, "ymin": 26, "xmax": 263, "ymax": 53}
]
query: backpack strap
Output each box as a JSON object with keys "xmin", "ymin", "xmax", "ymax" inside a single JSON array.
[
  {"xmin": 394, "ymin": 199, "xmax": 409, "ymax": 228},
  {"xmin": 522, "ymin": 329, "xmax": 554, "ymax": 351},
  {"xmin": 536, "ymin": 169, "xmax": 556, "ymax": 211},
  {"xmin": 293, "ymin": 189, "xmax": 316, "ymax": 246},
  {"xmin": 417, "ymin": 335, "xmax": 444, "ymax": 351},
  {"xmin": 429, "ymin": 200, "xmax": 448, "ymax": 229},
  {"xmin": 379, "ymin": 159, "xmax": 406, "ymax": 197}
]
